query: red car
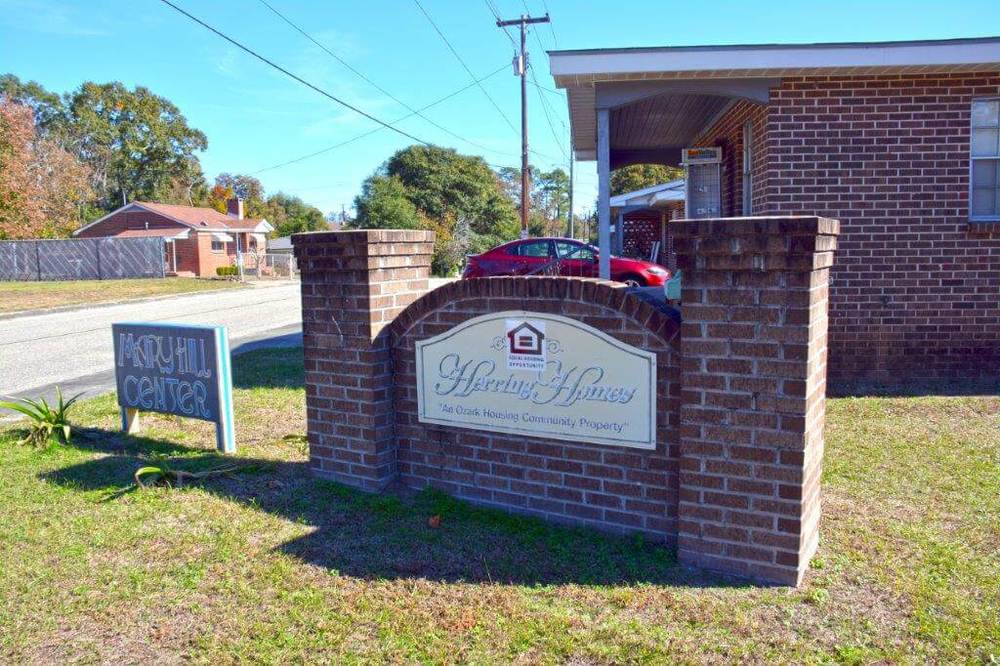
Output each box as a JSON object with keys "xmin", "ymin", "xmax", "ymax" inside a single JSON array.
[{"xmin": 462, "ymin": 237, "xmax": 671, "ymax": 287}]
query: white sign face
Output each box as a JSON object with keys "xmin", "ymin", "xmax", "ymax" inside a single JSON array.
[{"xmin": 415, "ymin": 311, "xmax": 656, "ymax": 449}]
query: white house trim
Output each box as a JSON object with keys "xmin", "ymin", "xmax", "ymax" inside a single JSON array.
[{"xmin": 549, "ymin": 36, "xmax": 1000, "ymax": 82}]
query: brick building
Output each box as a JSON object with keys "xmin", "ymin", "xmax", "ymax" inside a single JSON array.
[
  {"xmin": 74, "ymin": 199, "xmax": 272, "ymax": 277},
  {"xmin": 550, "ymin": 37, "xmax": 1000, "ymax": 381}
]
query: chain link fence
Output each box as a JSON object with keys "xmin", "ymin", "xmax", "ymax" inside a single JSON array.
[
  {"xmin": 241, "ymin": 252, "xmax": 298, "ymax": 280},
  {"xmin": 0, "ymin": 237, "xmax": 166, "ymax": 281}
]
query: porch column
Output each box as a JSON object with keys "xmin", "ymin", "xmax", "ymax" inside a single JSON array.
[{"xmin": 597, "ymin": 107, "xmax": 611, "ymax": 279}]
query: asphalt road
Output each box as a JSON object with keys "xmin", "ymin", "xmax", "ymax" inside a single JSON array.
[{"xmin": 0, "ymin": 282, "xmax": 303, "ymax": 411}]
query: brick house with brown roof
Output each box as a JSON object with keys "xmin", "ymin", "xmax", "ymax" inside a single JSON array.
[
  {"xmin": 551, "ymin": 36, "xmax": 1000, "ymax": 382},
  {"xmin": 74, "ymin": 198, "xmax": 273, "ymax": 277}
]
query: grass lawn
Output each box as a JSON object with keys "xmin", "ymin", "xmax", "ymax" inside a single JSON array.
[
  {"xmin": 0, "ymin": 348, "xmax": 997, "ymax": 663},
  {"xmin": 0, "ymin": 278, "xmax": 243, "ymax": 313}
]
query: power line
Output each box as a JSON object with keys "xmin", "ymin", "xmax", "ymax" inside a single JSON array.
[
  {"xmin": 529, "ymin": 62, "xmax": 567, "ymax": 160},
  {"xmin": 516, "ymin": 0, "xmax": 568, "ymax": 159},
  {"xmin": 484, "ymin": 0, "xmax": 516, "ymax": 46},
  {"xmin": 159, "ymin": 0, "xmax": 432, "ymax": 146},
  {"xmin": 255, "ymin": 0, "xmax": 520, "ymax": 159},
  {"xmin": 540, "ymin": 0, "xmax": 558, "ymax": 47},
  {"xmin": 251, "ymin": 64, "xmax": 511, "ymax": 175},
  {"xmin": 412, "ymin": 0, "xmax": 520, "ymax": 136},
  {"xmin": 527, "ymin": 78, "xmax": 563, "ymax": 97}
]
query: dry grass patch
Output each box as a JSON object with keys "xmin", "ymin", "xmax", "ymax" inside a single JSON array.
[
  {"xmin": 0, "ymin": 277, "xmax": 244, "ymax": 313},
  {"xmin": 0, "ymin": 348, "xmax": 997, "ymax": 663}
]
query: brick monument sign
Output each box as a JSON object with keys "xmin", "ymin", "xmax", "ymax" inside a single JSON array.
[{"xmin": 293, "ymin": 217, "xmax": 838, "ymax": 586}]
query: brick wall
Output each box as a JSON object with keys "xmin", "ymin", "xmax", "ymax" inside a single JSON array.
[
  {"xmin": 390, "ymin": 277, "xmax": 682, "ymax": 538},
  {"xmin": 697, "ymin": 73, "xmax": 1000, "ymax": 381},
  {"xmin": 293, "ymin": 230, "xmax": 434, "ymax": 491},
  {"xmin": 294, "ymin": 222, "xmax": 837, "ymax": 586},
  {"xmin": 697, "ymin": 100, "xmax": 769, "ymax": 217},
  {"xmin": 194, "ymin": 232, "xmax": 235, "ymax": 277},
  {"xmin": 673, "ymin": 216, "xmax": 837, "ymax": 586}
]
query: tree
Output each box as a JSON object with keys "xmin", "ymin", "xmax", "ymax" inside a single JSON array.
[
  {"xmin": 0, "ymin": 98, "xmax": 91, "ymax": 239},
  {"xmin": 155, "ymin": 156, "xmax": 207, "ymax": 207},
  {"xmin": 496, "ymin": 165, "xmax": 571, "ymax": 237},
  {"xmin": 354, "ymin": 175, "xmax": 422, "ymax": 230},
  {"xmin": 264, "ymin": 192, "xmax": 326, "ymax": 237},
  {"xmin": 203, "ymin": 182, "xmax": 235, "ymax": 214},
  {"xmin": 353, "ymin": 145, "xmax": 519, "ymax": 275},
  {"xmin": 0, "ymin": 74, "xmax": 64, "ymax": 132},
  {"xmin": 610, "ymin": 163, "xmax": 683, "ymax": 196},
  {"xmin": 215, "ymin": 173, "xmax": 264, "ymax": 211},
  {"xmin": 61, "ymin": 82, "xmax": 207, "ymax": 211},
  {"xmin": 532, "ymin": 167, "xmax": 570, "ymax": 236}
]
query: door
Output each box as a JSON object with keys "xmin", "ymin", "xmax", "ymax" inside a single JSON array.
[
  {"xmin": 510, "ymin": 239, "xmax": 554, "ymax": 275},
  {"xmin": 554, "ymin": 240, "xmax": 598, "ymax": 278}
]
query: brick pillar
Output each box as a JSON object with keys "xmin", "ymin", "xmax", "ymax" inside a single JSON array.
[
  {"xmin": 672, "ymin": 216, "xmax": 838, "ymax": 586},
  {"xmin": 292, "ymin": 230, "xmax": 435, "ymax": 491}
]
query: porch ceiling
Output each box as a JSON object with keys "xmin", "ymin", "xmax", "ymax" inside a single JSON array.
[
  {"xmin": 569, "ymin": 88, "xmax": 739, "ymax": 168},
  {"xmin": 567, "ymin": 78, "xmax": 771, "ymax": 166},
  {"xmin": 610, "ymin": 93, "xmax": 732, "ymax": 168}
]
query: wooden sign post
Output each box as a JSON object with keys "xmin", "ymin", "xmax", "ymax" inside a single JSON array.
[{"xmin": 112, "ymin": 322, "xmax": 236, "ymax": 453}]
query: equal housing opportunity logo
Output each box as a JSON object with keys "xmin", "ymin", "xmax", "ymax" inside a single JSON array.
[{"xmin": 505, "ymin": 319, "xmax": 546, "ymax": 371}]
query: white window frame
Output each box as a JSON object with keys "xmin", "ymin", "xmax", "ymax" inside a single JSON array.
[
  {"xmin": 211, "ymin": 239, "xmax": 225, "ymax": 253},
  {"xmin": 742, "ymin": 119, "xmax": 754, "ymax": 215},
  {"xmin": 970, "ymin": 97, "xmax": 1000, "ymax": 223}
]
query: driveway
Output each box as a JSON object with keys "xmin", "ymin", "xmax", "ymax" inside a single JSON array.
[{"xmin": 0, "ymin": 282, "xmax": 302, "ymax": 409}]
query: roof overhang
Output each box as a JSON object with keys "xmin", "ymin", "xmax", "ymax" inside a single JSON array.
[
  {"xmin": 610, "ymin": 179, "xmax": 685, "ymax": 210},
  {"xmin": 550, "ymin": 36, "xmax": 1000, "ymax": 162},
  {"xmin": 226, "ymin": 219, "xmax": 274, "ymax": 233}
]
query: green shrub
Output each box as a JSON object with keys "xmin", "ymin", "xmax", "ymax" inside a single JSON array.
[
  {"xmin": 216, "ymin": 265, "xmax": 239, "ymax": 277},
  {"xmin": 0, "ymin": 387, "xmax": 81, "ymax": 447}
]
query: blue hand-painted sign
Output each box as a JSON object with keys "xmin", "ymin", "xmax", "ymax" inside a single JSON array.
[{"xmin": 112, "ymin": 322, "xmax": 236, "ymax": 453}]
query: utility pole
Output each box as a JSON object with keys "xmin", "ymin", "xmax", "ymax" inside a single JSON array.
[{"xmin": 496, "ymin": 12, "xmax": 549, "ymax": 239}]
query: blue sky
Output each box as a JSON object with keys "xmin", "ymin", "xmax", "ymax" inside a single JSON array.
[{"xmin": 2, "ymin": 0, "xmax": 998, "ymax": 218}]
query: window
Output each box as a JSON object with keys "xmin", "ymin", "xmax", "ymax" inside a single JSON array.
[
  {"xmin": 555, "ymin": 240, "xmax": 595, "ymax": 261},
  {"xmin": 972, "ymin": 99, "xmax": 1000, "ymax": 221},
  {"xmin": 513, "ymin": 240, "xmax": 552, "ymax": 257},
  {"xmin": 742, "ymin": 119, "xmax": 754, "ymax": 215},
  {"xmin": 211, "ymin": 239, "xmax": 225, "ymax": 252}
]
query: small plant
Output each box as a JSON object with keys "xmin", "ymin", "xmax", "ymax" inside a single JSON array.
[
  {"xmin": 0, "ymin": 387, "xmax": 81, "ymax": 447},
  {"xmin": 216, "ymin": 265, "xmax": 239, "ymax": 277},
  {"xmin": 281, "ymin": 433, "xmax": 309, "ymax": 456},
  {"xmin": 134, "ymin": 453, "xmax": 249, "ymax": 489}
]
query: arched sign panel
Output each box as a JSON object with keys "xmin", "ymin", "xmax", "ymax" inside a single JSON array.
[{"xmin": 415, "ymin": 311, "xmax": 656, "ymax": 449}]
